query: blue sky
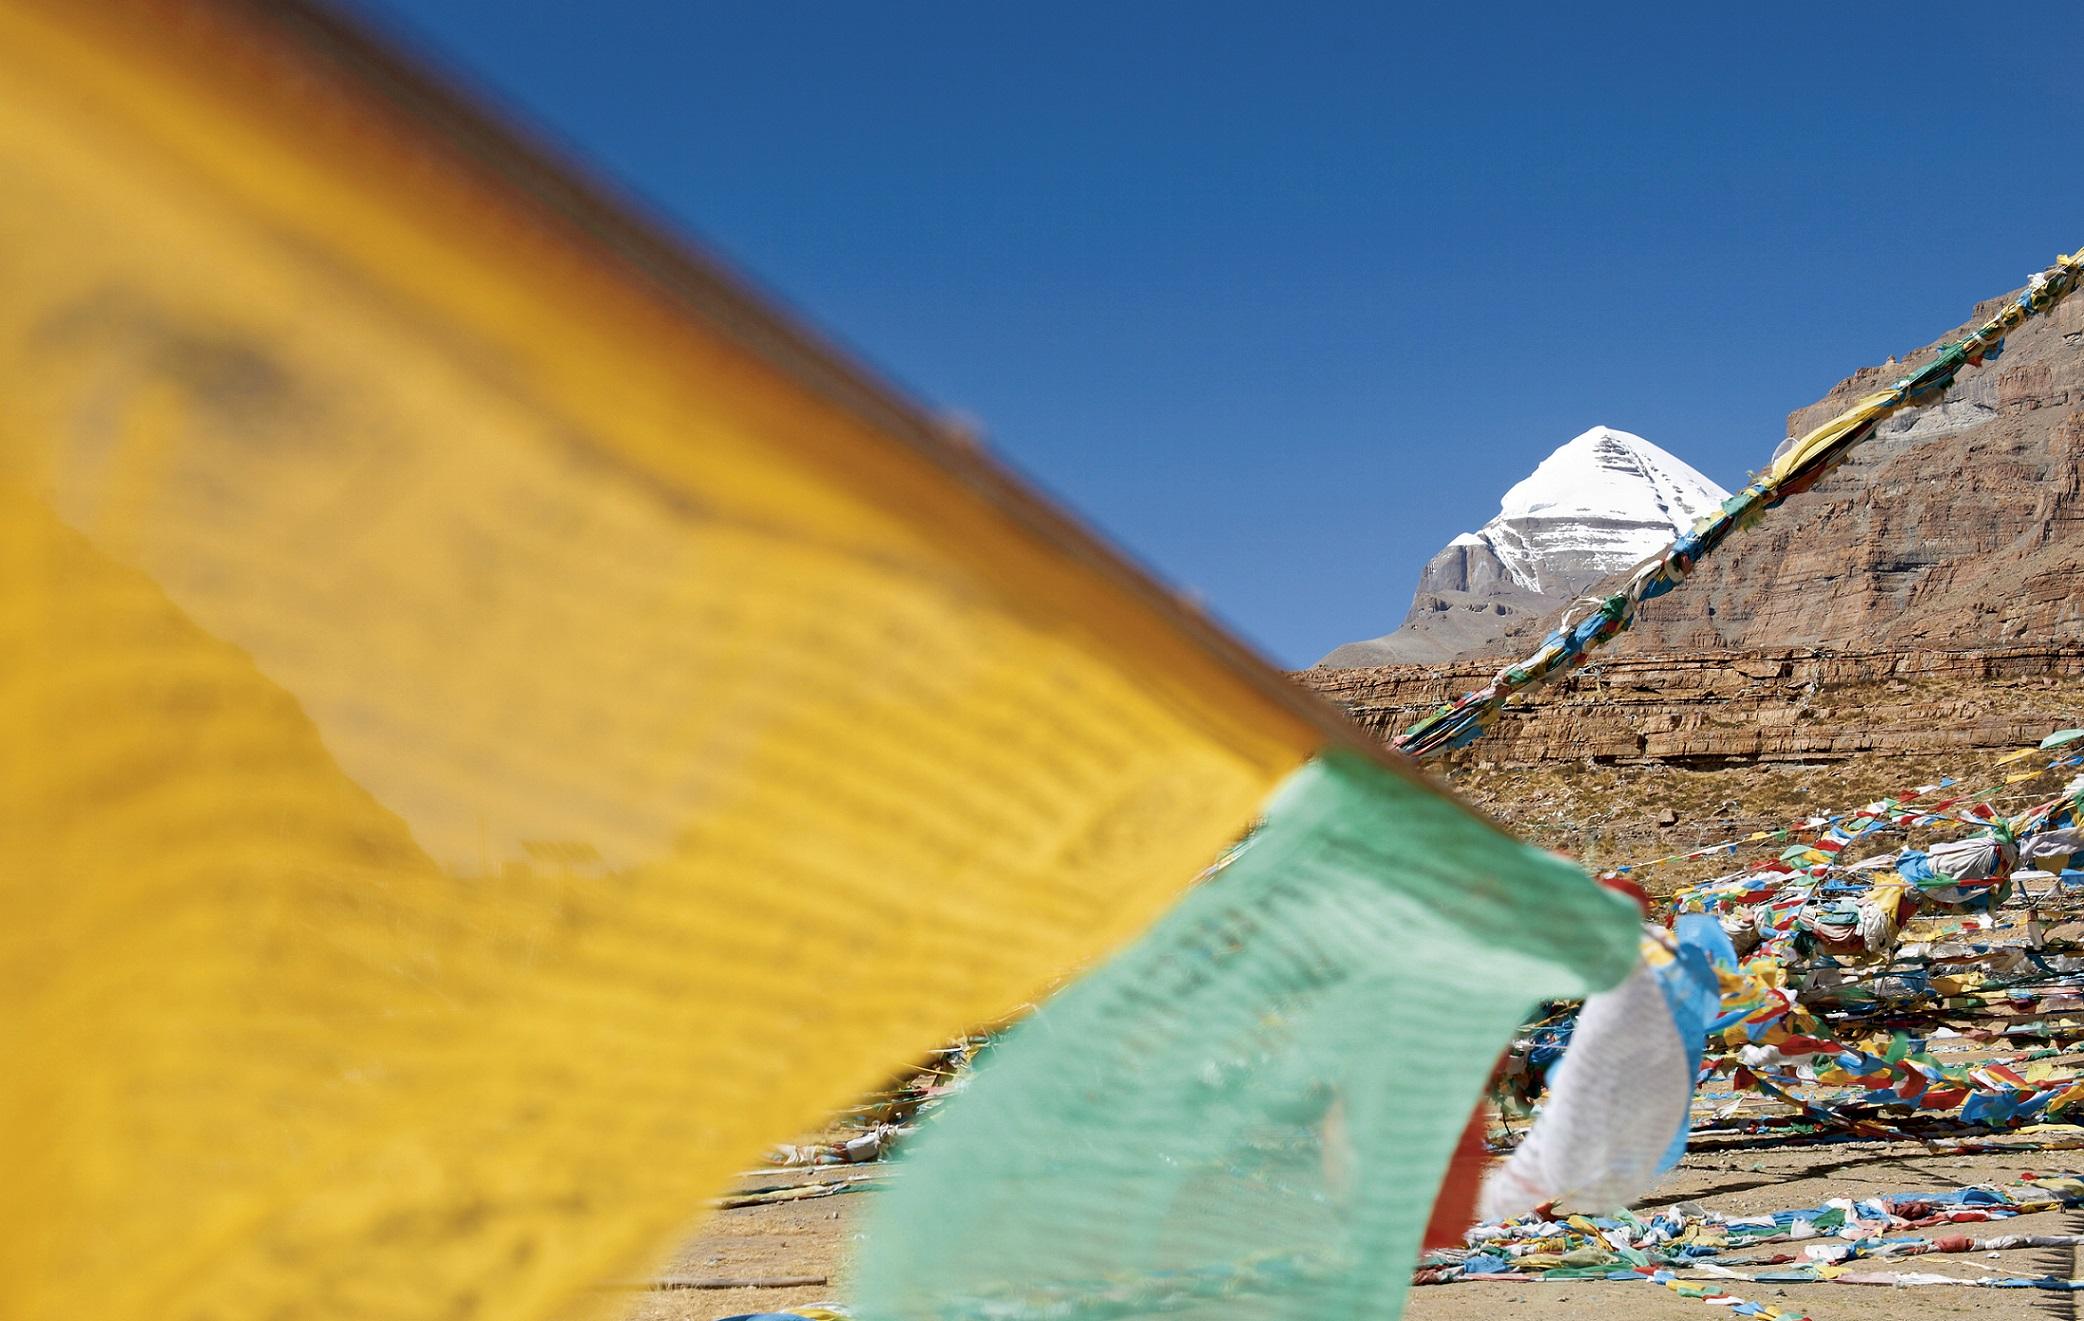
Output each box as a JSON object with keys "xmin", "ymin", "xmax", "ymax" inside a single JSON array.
[{"xmin": 358, "ymin": 2, "xmax": 2084, "ymax": 667}]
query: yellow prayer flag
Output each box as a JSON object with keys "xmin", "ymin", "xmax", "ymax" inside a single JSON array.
[{"xmin": 0, "ymin": 3, "xmax": 1455, "ymax": 1318}]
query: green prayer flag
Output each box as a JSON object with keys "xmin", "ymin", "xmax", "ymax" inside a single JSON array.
[{"xmin": 852, "ymin": 749, "xmax": 1638, "ymax": 1321}]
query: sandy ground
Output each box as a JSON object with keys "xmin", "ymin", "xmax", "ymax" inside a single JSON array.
[
  {"xmin": 1407, "ymin": 1135, "xmax": 2084, "ymax": 1321},
  {"xmin": 617, "ymin": 1137, "xmax": 2084, "ymax": 1321},
  {"xmin": 617, "ymin": 1177, "xmax": 856, "ymax": 1321}
]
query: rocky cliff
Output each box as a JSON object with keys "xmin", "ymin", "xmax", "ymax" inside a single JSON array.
[
  {"xmin": 1305, "ymin": 285, "xmax": 2084, "ymax": 875},
  {"xmin": 1298, "ymin": 645, "xmax": 2084, "ymax": 882},
  {"xmin": 1513, "ymin": 288, "xmax": 2084, "ymax": 656},
  {"xmin": 1304, "ymin": 644, "xmax": 2084, "ymax": 768}
]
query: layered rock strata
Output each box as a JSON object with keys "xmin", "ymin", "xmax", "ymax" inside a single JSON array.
[{"xmin": 1301, "ymin": 645, "xmax": 2084, "ymax": 768}]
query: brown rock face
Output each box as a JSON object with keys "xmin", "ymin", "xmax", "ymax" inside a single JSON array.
[
  {"xmin": 1303, "ymin": 644, "xmax": 2084, "ymax": 768},
  {"xmin": 1298, "ymin": 646, "xmax": 2084, "ymax": 884},
  {"xmin": 1302, "ymin": 298, "xmax": 2084, "ymax": 871},
  {"xmin": 1529, "ymin": 291, "xmax": 2084, "ymax": 655}
]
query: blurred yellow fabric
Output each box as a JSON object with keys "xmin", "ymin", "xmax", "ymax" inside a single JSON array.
[{"xmin": 0, "ymin": 3, "xmax": 1349, "ymax": 1317}]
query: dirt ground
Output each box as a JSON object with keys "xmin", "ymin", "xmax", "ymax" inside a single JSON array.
[
  {"xmin": 618, "ymin": 1137, "xmax": 2084, "ymax": 1321},
  {"xmin": 1406, "ymin": 1135, "xmax": 2084, "ymax": 1321},
  {"xmin": 616, "ymin": 1171, "xmax": 856, "ymax": 1321}
]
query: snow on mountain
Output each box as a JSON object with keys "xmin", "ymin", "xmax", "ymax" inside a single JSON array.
[
  {"xmin": 1318, "ymin": 426, "xmax": 1730, "ymax": 667},
  {"xmin": 1468, "ymin": 426, "xmax": 1728, "ymax": 595}
]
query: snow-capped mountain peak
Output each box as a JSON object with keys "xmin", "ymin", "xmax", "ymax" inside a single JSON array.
[
  {"xmin": 1474, "ymin": 426, "xmax": 1728, "ymax": 594},
  {"xmin": 1500, "ymin": 425, "xmax": 1725, "ymax": 526},
  {"xmin": 1317, "ymin": 426, "xmax": 1730, "ymax": 666}
]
